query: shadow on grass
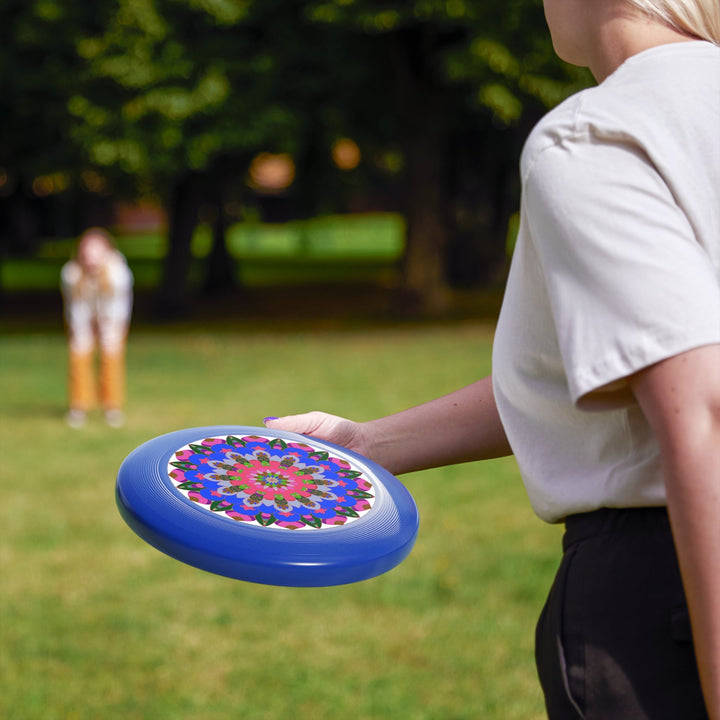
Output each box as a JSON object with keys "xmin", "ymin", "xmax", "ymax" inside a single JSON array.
[{"xmin": 0, "ymin": 282, "xmax": 504, "ymax": 335}]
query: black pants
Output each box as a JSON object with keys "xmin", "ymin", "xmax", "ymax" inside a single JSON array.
[{"xmin": 535, "ymin": 507, "xmax": 708, "ymax": 719}]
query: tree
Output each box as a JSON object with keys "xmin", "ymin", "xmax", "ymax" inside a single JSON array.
[
  {"xmin": 69, "ymin": 0, "xmax": 369, "ymax": 315},
  {"xmin": 0, "ymin": 0, "xmax": 97, "ymax": 256},
  {"xmin": 0, "ymin": 0, "xmax": 592, "ymax": 315},
  {"xmin": 302, "ymin": 0, "xmax": 592, "ymax": 312}
]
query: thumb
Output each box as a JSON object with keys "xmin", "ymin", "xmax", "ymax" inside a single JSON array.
[
  {"xmin": 263, "ymin": 412, "xmax": 370, "ymax": 459},
  {"xmin": 263, "ymin": 411, "xmax": 327, "ymax": 436}
]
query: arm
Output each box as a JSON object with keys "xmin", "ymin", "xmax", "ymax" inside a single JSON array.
[
  {"xmin": 98, "ymin": 255, "xmax": 133, "ymax": 349},
  {"xmin": 630, "ymin": 344, "xmax": 720, "ymax": 719},
  {"xmin": 266, "ymin": 375, "xmax": 512, "ymax": 475}
]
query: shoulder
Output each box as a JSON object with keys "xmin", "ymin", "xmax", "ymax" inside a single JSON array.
[
  {"xmin": 105, "ymin": 251, "xmax": 133, "ymax": 285},
  {"xmin": 520, "ymin": 73, "xmax": 644, "ymax": 183},
  {"xmin": 522, "ymin": 41, "xmax": 720, "ymax": 183},
  {"xmin": 520, "ymin": 91, "xmax": 588, "ymax": 181}
]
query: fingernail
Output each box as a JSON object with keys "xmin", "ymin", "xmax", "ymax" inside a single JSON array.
[{"xmin": 263, "ymin": 416, "xmax": 278, "ymax": 424}]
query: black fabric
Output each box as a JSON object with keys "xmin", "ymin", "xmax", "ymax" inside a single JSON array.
[{"xmin": 535, "ymin": 507, "xmax": 708, "ymax": 720}]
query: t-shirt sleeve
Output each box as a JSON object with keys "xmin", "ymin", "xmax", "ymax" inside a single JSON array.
[{"xmin": 524, "ymin": 135, "xmax": 720, "ymax": 407}]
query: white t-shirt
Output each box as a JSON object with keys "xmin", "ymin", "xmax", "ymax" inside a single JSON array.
[
  {"xmin": 492, "ymin": 41, "xmax": 720, "ymax": 523},
  {"xmin": 61, "ymin": 250, "xmax": 134, "ymax": 353}
]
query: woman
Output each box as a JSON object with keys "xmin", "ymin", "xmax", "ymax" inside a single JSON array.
[
  {"xmin": 266, "ymin": 0, "xmax": 720, "ymax": 720},
  {"xmin": 266, "ymin": 1, "xmax": 720, "ymax": 717},
  {"xmin": 61, "ymin": 228, "xmax": 133, "ymax": 428}
]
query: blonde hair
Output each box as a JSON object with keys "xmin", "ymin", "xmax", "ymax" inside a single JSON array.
[{"xmin": 627, "ymin": 0, "xmax": 720, "ymax": 44}]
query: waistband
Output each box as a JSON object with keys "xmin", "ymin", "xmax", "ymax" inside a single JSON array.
[{"xmin": 563, "ymin": 506, "xmax": 670, "ymax": 552}]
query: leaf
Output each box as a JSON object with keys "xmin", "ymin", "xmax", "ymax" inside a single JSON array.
[
  {"xmin": 170, "ymin": 461, "xmax": 196, "ymax": 470},
  {"xmin": 338, "ymin": 470, "xmax": 362, "ymax": 479},
  {"xmin": 308, "ymin": 451, "xmax": 329, "ymax": 461},
  {"xmin": 302, "ymin": 515, "xmax": 323, "ymax": 529},
  {"xmin": 347, "ymin": 489, "xmax": 373, "ymax": 499},
  {"xmin": 268, "ymin": 438, "xmax": 288, "ymax": 450},
  {"xmin": 189, "ymin": 443, "xmax": 214, "ymax": 455},
  {"xmin": 255, "ymin": 513, "xmax": 276, "ymax": 527},
  {"xmin": 176, "ymin": 481, "xmax": 203, "ymax": 490},
  {"xmin": 210, "ymin": 500, "xmax": 229, "ymax": 511},
  {"xmin": 226, "ymin": 436, "xmax": 247, "ymax": 448}
]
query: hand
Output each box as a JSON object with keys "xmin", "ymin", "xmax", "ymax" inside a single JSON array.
[
  {"xmin": 264, "ymin": 411, "xmax": 371, "ymax": 457},
  {"xmin": 264, "ymin": 377, "xmax": 510, "ymax": 476}
]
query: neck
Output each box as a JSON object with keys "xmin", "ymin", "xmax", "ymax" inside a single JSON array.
[{"xmin": 589, "ymin": 10, "xmax": 697, "ymax": 82}]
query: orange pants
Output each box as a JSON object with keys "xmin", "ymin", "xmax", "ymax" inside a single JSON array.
[{"xmin": 68, "ymin": 345, "xmax": 126, "ymax": 412}]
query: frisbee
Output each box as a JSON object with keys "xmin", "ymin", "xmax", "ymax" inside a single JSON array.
[{"xmin": 115, "ymin": 426, "xmax": 419, "ymax": 587}]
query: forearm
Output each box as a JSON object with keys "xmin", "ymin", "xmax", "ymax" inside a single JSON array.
[
  {"xmin": 664, "ymin": 438, "xmax": 720, "ymax": 719},
  {"xmin": 360, "ymin": 375, "xmax": 512, "ymax": 475},
  {"xmin": 631, "ymin": 344, "xmax": 720, "ymax": 718}
]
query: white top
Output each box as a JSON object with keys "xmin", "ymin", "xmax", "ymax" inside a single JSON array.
[
  {"xmin": 492, "ymin": 41, "xmax": 720, "ymax": 523},
  {"xmin": 61, "ymin": 250, "xmax": 133, "ymax": 353}
]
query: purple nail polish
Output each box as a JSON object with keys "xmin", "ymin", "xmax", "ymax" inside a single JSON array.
[{"xmin": 263, "ymin": 416, "xmax": 278, "ymax": 424}]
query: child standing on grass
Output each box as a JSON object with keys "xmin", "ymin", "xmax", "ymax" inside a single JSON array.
[
  {"xmin": 265, "ymin": 0, "xmax": 720, "ymax": 717},
  {"xmin": 61, "ymin": 227, "xmax": 133, "ymax": 428}
]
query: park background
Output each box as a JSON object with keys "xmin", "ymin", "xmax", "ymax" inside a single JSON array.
[{"xmin": 0, "ymin": 1, "xmax": 593, "ymax": 718}]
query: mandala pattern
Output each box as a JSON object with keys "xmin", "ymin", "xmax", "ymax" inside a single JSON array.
[{"xmin": 167, "ymin": 435, "xmax": 375, "ymax": 530}]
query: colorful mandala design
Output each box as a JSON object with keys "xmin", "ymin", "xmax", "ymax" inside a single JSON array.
[{"xmin": 167, "ymin": 435, "xmax": 375, "ymax": 530}]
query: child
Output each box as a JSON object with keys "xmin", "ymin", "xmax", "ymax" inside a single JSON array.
[{"xmin": 61, "ymin": 228, "xmax": 133, "ymax": 428}]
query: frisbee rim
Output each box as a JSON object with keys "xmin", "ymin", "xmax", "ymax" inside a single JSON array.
[{"xmin": 116, "ymin": 425, "xmax": 419, "ymax": 587}]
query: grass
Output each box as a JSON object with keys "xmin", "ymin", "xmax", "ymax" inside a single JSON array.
[{"xmin": 0, "ymin": 322, "xmax": 561, "ymax": 719}]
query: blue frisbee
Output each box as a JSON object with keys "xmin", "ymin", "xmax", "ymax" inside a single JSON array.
[{"xmin": 116, "ymin": 426, "xmax": 419, "ymax": 587}]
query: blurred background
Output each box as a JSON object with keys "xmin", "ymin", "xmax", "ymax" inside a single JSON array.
[
  {"xmin": 0, "ymin": 0, "xmax": 591, "ymax": 325},
  {"xmin": 0, "ymin": 2, "xmax": 589, "ymax": 718}
]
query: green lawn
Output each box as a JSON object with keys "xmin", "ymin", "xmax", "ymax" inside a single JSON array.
[
  {"xmin": 0, "ymin": 323, "xmax": 560, "ymax": 719},
  {"xmin": 1, "ymin": 213, "xmax": 406, "ymax": 291}
]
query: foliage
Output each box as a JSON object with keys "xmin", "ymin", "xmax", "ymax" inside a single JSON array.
[
  {"xmin": 0, "ymin": 0, "xmax": 591, "ymax": 198},
  {"xmin": 0, "ymin": 0, "xmax": 593, "ymax": 307},
  {"xmin": 0, "ymin": 0, "xmax": 87, "ymax": 179},
  {"xmin": 73, "ymin": 2, "xmax": 315, "ymax": 184},
  {"xmin": 303, "ymin": 0, "xmax": 592, "ymax": 124}
]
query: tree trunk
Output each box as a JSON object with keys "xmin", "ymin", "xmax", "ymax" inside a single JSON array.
[
  {"xmin": 392, "ymin": 28, "xmax": 451, "ymax": 316},
  {"xmin": 445, "ymin": 109, "xmax": 544, "ymax": 289},
  {"xmin": 202, "ymin": 181, "xmax": 238, "ymax": 297},
  {"xmin": 401, "ymin": 130, "xmax": 450, "ymax": 314},
  {"xmin": 445, "ymin": 123, "xmax": 520, "ymax": 288},
  {"xmin": 156, "ymin": 171, "xmax": 203, "ymax": 319}
]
